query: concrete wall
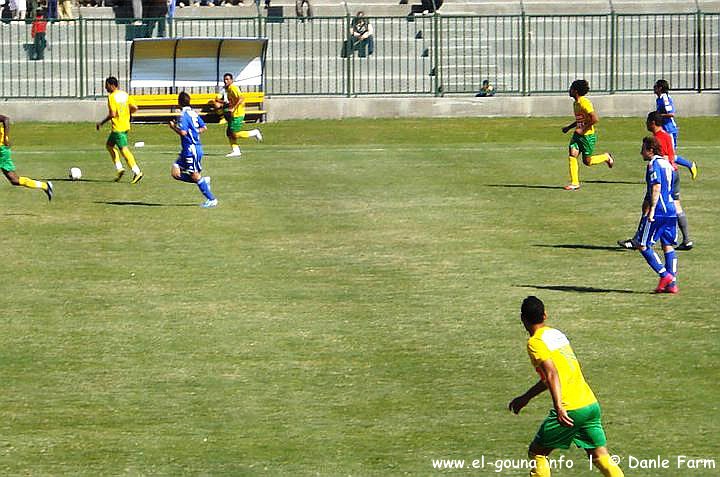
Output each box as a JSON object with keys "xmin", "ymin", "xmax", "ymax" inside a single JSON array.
[{"xmin": 1, "ymin": 92, "xmax": 719, "ymax": 122}]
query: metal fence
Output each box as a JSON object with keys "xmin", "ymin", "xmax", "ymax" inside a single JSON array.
[{"xmin": 0, "ymin": 12, "xmax": 718, "ymax": 98}]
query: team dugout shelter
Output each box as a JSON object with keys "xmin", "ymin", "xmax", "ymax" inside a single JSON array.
[{"xmin": 129, "ymin": 37, "xmax": 268, "ymax": 123}]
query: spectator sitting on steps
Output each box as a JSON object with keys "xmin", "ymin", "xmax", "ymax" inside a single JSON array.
[
  {"xmin": 475, "ymin": 79, "xmax": 495, "ymax": 97},
  {"xmin": 350, "ymin": 11, "xmax": 374, "ymax": 58}
]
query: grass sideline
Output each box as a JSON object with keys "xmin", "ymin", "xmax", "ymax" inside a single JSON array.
[{"xmin": 1, "ymin": 117, "xmax": 718, "ymax": 476}]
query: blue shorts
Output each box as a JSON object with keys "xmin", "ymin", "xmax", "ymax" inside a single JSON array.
[
  {"xmin": 175, "ymin": 145, "xmax": 203, "ymax": 174},
  {"xmin": 634, "ymin": 215, "xmax": 678, "ymax": 248}
]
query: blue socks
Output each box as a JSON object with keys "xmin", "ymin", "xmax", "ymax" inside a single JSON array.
[
  {"xmin": 197, "ymin": 176, "xmax": 215, "ymax": 201},
  {"xmin": 675, "ymin": 155, "xmax": 693, "ymax": 171},
  {"xmin": 664, "ymin": 250, "xmax": 677, "ymax": 280}
]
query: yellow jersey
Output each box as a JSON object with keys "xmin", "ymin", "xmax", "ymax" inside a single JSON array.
[
  {"xmin": 527, "ymin": 326, "xmax": 597, "ymax": 411},
  {"xmin": 0, "ymin": 122, "xmax": 6, "ymax": 146},
  {"xmin": 573, "ymin": 96, "xmax": 596, "ymax": 136},
  {"xmin": 108, "ymin": 89, "xmax": 135, "ymax": 132},
  {"xmin": 226, "ymin": 83, "xmax": 245, "ymax": 118}
]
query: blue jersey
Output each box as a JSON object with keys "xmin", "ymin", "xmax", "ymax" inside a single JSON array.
[
  {"xmin": 646, "ymin": 155, "xmax": 677, "ymax": 218},
  {"xmin": 178, "ymin": 106, "xmax": 206, "ymax": 156},
  {"xmin": 656, "ymin": 93, "xmax": 678, "ymax": 134}
]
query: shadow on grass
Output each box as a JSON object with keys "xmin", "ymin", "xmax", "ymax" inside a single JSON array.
[
  {"xmin": 534, "ymin": 244, "xmax": 625, "ymax": 252},
  {"xmin": 584, "ymin": 179, "xmax": 642, "ymax": 185},
  {"xmin": 486, "ymin": 184, "xmax": 560, "ymax": 190},
  {"xmin": 96, "ymin": 201, "xmax": 197, "ymax": 207},
  {"xmin": 518, "ymin": 284, "xmax": 640, "ymax": 294},
  {"xmin": 50, "ymin": 178, "xmax": 114, "ymax": 183}
]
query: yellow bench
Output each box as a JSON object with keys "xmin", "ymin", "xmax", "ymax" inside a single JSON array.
[{"xmin": 130, "ymin": 92, "xmax": 266, "ymax": 124}]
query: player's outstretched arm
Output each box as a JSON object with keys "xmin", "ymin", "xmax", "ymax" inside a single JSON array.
[
  {"xmin": 509, "ymin": 380, "xmax": 547, "ymax": 414},
  {"xmin": 562, "ymin": 121, "xmax": 577, "ymax": 134}
]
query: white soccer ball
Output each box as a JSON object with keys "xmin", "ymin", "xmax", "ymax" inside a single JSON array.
[{"xmin": 69, "ymin": 167, "xmax": 82, "ymax": 181}]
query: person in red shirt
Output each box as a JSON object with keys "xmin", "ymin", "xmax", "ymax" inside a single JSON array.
[
  {"xmin": 30, "ymin": 10, "xmax": 47, "ymax": 60},
  {"xmin": 618, "ymin": 111, "xmax": 693, "ymax": 250}
]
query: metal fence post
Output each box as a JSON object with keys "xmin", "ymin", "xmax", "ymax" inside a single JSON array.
[
  {"xmin": 696, "ymin": 8, "xmax": 703, "ymax": 92},
  {"xmin": 609, "ymin": 8, "xmax": 616, "ymax": 93},
  {"xmin": 78, "ymin": 18, "xmax": 86, "ymax": 98},
  {"xmin": 345, "ymin": 12, "xmax": 352, "ymax": 97},
  {"xmin": 520, "ymin": 8, "xmax": 527, "ymax": 95},
  {"xmin": 433, "ymin": 11, "xmax": 441, "ymax": 96}
]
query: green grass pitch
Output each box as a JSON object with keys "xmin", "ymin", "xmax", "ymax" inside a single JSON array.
[{"xmin": 1, "ymin": 117, "xmax": 718, "ymax": 476}]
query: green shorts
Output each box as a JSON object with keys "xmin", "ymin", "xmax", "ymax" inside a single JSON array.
[
  {"xmin": 569, "ymin": 133, "xmax": 596, "ymax": 157},
  {"xmin": 532, "ymin": 402, "xmax": 607, "ymax": 450},
  {"xmin": 107, "ymin": 130, "xmax": 129, "ymax": 148},
  {"xmin": 0, "ymin": 145, "xmax": 15, "ymax": 172},
  {"xmin": 227, "ymin": 116, "xmax": 245, "ymax": 135}
]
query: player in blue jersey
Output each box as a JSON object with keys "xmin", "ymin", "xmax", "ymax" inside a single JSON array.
[
  {"xmin": 632, "ymin": 136, "xmax": 679, "ymax": 293},
  {"xmin": 168, "ymin": 92, "xmax": 217, "ymax": 208},
  {"xmin": 654, "ymin": 79, "xmax": 698, "ymax": 182}
]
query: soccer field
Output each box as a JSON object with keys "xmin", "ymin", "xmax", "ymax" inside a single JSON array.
[{"xmin": 1, "ymin": 117, "xmax": 718, "ymax": 476}]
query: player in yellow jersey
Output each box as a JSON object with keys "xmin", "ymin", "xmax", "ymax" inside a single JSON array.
[
  {"xmin": 96, "ymin": 76, "xmax": 143, "ymax": 183},
  {"xmin": 561, "ymin": 80, "xmax": 614, "ymax": 191},
  {"xmin": 0, "ymin": 113, "xmax": 53, "ymax": 201},
  {"xmin": 213, "ymin": 73, "xmax": 262, "ymax": 158},
  {"xmin": 509, "ymin": 297, "xmax": 624, "ymax": 477}
]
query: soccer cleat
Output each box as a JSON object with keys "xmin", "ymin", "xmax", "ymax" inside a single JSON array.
[
  {"xmin": 226, "ymin": 150, "xmax": 242, "ymax": 157},
  {"xmin": 563, "ymin": 184, "xmax": 580, "ymax": 191},
  {"xmin": 606, "ymin": 152, "xmax": 615, "ymax": 168},
  {"xmin": 690, "ymin": 162, "xmax": 698, "ymax": 180},
  {"xmin": 131, "ymin": 172, "xmax": 144, "ymax": 184},
  {"xmin": 201, "ymin": 198, "xmax": 218, "ymax": 208},
  {"xmin": 254, "ymin": 129, "xmax": 263, "ymax": 142},
  {"xmin": 655, "ymin": 274, "xmax": 675, "ymax": 293},
  {"xmin": 663, "ymin": 283, "xmax": 679, "ymax": 294},
  {"xmin": 114, "ymin": 169, "xmax": 125, "ymax": 182},
  {"xmin": 617, "ymin": 239, "xmax": 635, "ymax": 249},
  {"xmin": 44, "ymin": 181, "xmax": 54, "ymax": 202},
  {"xmin": 676, "ymin": 241, "xmax": 694, "ymax": 251}
]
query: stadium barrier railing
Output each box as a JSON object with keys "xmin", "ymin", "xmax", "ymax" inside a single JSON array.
[{"xmin": 0, "ymin": 12, "xmax": 717, "ymax": 98}]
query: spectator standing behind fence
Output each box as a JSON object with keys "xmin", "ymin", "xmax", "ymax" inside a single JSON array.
[
  {"xmin": 350, "ymin": 11, "xmax": 374, "ymax": 58},
  {"xmin": 30, "ymin": 10, "xmax": 47, "ymax": 60},
  {"xmin": 15, "ymin": 0, "xmax": 26, "ymax": 20},
  {"xmin": 46, "ymin": 0, "xmax": 57, "ymax": 20},
  {"xmin": 475, "ymin": 79, "xmax": 495, "ymax": 97},
  {"xmin": 295, "ymin": 0, "xmax": 311, "ymax": 21},
  {"xmin": 58, "ymin": 0, "xmax": 72, "ymax": 19},
  {"xmin": 26, "ymin": 0, "xmax": 36, "ymax": 22}
]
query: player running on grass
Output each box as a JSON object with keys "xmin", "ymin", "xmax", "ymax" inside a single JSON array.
[
  {"xmin": 654, "ymin": 79, "xmax": 698, "ymax": 181},
  {"xmin": 0, "ymin": 113, "xmax": 53, "ymax": 201},
  {"xmin": 168, "ymin": 92, "xmax": 217, "ymax": 208},
  {"xmin": 509, "ymin": 296, "xmax": 625, "ymax": 477},
  {"xmin": 214, "ymin": 73, "xmax": 262, "ymax": 158},
  {"xmin": 561, "ymin": 80, "xmax": 614, "ymax": 191},
  {"xmin": 96, "ymin": 76, "xmax": 143, "ymax": 184}
]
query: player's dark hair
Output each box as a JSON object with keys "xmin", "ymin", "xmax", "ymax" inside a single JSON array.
[
  {"xmin": 105, "ymin": 76, "xmax": 119, "ymax": 87},
  {"xmin": 223, "ymin": 73, "xmax": 234, "ymax": 80},
  {"xmin": 655, "ymin": 79, "xmax": 670, "ymax": 93},
  {"xmin": 178, "ymin": 91, "xmax": 191, "ymax": 108},
  {"xmin": 570, "ymin": 79, "xmax": 589, "ymax": 96},
  {"xmin": 642, "ymin": 136, "xmax": 662, "ymax": 155},
  {"xmin": 521, "ymin": 296, "xmax": 545, "ymax": 325},
  {"xmin": 646, "ymin": 111, "xmax": 663, "ymax": 127}
]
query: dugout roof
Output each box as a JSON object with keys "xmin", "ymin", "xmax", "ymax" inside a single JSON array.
[{"xmin": 130, "ymin": 37, "xmax": 268, "ymax": 88}]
